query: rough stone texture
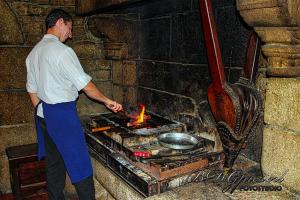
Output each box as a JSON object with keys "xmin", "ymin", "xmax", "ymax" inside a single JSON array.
[
  {"xmin": 112, "ymin": 60, "xmax": 136, "ymax": 86},
  {"xmin": 112, "ymin": 84, "xmax": 124, "ymax": 105},
  {"xmin": 103, "ymin": 42, "xmax": 128, "ymax": 60},
  {"xmin": 237, "ymin": 0, "xmax": 300, "ymax": 27},
  {"xmin": 72, "ymin": 41, "xmax": 103, "ymax": 59},
  {"xmin": 81, "ymin": 59, "xmax": 111, "ymax": 72},
  {"xmin": 91, "ymin": 155, "xmax": 298, "ymax": 200},
  {"xmin": 88, "ymin": 17, "xmax": 138, "ymax": 59},
  {"xmin": 89, "ymin": 70, "xmax": 111, "ymax": 81},
  {"xmin": 0, "ymin": 124, "xmax": 36, "ymax": 193},
  {"xmin": 0, "ymin": 124, "xmax": 36, "ymax": 156},
  {"xmin": 261, "ymin": 126, "xmax": 300, "ymax": 192},
  {"xmin": 50, "ymin": 0, "xmax": 75, "ymax": 6},
  {"xmin": 0, "ymin": 92, "xmax": 34, "ymax": 125},
  {"xmin": 138, "ymin": 87, "xmax": 197, "ymax": 120},
  {"xmin": 0, "ymin": 0, "xmax": 24, "ymax": 44},
  {"xmin": 137, "ymin": 61, "xmax": 210, "ymax": 102},
  {"xmin": 0, "ymin": 153, "xmax": 11, "ymax": 193},
  {"xmin": 123, "ymin": 60, "xmax": 136, "ymax": 86},
  {"xmin": 112, "ymin": 60, "xmax": 123, "ymax": 85},
  {"xmin": 236, "ymin": 0, "xmax": 300, "ymax": 77},
  {"xmin": 264, "ymin": 78, "xmax": 300, "ymax": 131},
  {"xmin": 0, "ymin": 47, "xmax": 31, "ymax": 89},
  {"xmin": 91, "ymin": 157, "xmax": 143, "ymax": 200},
  {"xmin": 126, "ymin": 86, "xmax": 137, "ymax": 107},
  {"xmin": 12, "ymin": 2, "xmax": 51, "ymax": 16},
  {"xmin": 77, "ymin": 95, "xmax": 109, "ymax": 116}
]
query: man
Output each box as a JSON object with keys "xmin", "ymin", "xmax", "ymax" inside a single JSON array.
[{"xmin": 26, "ymin": 9, "xmax": 122, "ymax": 200}]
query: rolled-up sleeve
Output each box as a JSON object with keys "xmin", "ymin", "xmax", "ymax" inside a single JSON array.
[
  {"xmin": 26, "ymin": 57, "xmax": 38, "ymax": 93},
  {"xmin": 59, "ymin": 48, "xmax": 92, "ymax": 91}
]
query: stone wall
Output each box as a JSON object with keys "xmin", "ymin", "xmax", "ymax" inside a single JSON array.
[
  {"xmin": 0, "ymin": 0, "xmax": 113, "ymax": 196},
  {"xmin": 237, "ymin": 0, "xmax": 300, "ymax": 193}
]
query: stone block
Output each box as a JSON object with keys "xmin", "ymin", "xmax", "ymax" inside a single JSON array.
[
  {"xmin": 73, "ymin": 17, "xmax": 85, "ymax": 26},
  {"xmin": 123, "ymin": 60, "xmax": 136, "ymax": 86},
  {"xmin": 94, "ymin": 178, "xmax": 109, "ymax": 200},
  {"xmin": 72, "ymin": 41, "xmax": 103, "ymax": 59},
  {"xmin": 264, "ymin": 78, "xmax": 300, "ymax": 131},
  {"xmin": 80, "ymin": 59, "xmax": 111, "ymax": 72},
  {"xmin": 77, "ymin": 93, "xmax": 109, "ymax": 116},
  {"xmin": 0, "ymin": 47, "xmax": 31, "ymax": 89},
  {"xmin": 139, "ymin": 0, "xmax": 191, "ymax": 19},
  {"xmin": 0, "ymin": 153, "xmax": 11, "ymax": 193},
  {"xmin": 94, "ymin": 81, "xmax": 112, "ymax": 99},
  {"xmin": 0, "ymin": 0, "xmax": 24, "ymax": 44},
  {"xmin": 91, "ymin": 158, "xmax": 142, "ymax": 200},
  {"xmin": 89, "ymin": 70, "xmax": 111, "ymax": 81},
  {"xmin": 140, "ymin": 18, "xmax": 170, "ymax": 61},
  {"xmin": 261, "ymin": 126, "xmax": 300, "ymax": 192},
  {"xmin": 138, "ymin": 87, "xmax": 196, "ymax": 120},
  {"xmin": 50, "ymin": 0, "xmax": 75, "ymax": 6},
  {"xmin": 112, "ymin": 84, "xmax": 124, "ymax": 105},
  {"xmin": 0, "ymin": 92, "xmax": 34, "ymax": 125},
  {"xmin": 20, "ymin": 15, "xmax": 44, "ymax": 24},
  {"xmin": 72, "ymin": 25, "xmax": 87, "ymax": 40},
  {"xmin": 112, "ymin": 60, "xmax": 122, "ymax": 85},
  {"xmin": 24, "ymin": 34, "xmax": 43, "ymax": 46},
  {"xmin": 88, "ymin": 17, "xmax": 137, "ymax": 58},
  {"xmin": 0, "ymin": 124, "xmax": 36, "ymax": 157},
  {"xmin": 126, "ymin": 86, "xmax": 137, "ymax": 107},
  {"xmin": 31, "ymin": 0, "xmax": 50, "ymax": 5},
  {"xmin": 137, "ymin": 61, "xmax": 210, "ymax": 102},
  {"xmin": 104, "ymin": 42, "xmax": 128, "ymax": 60},
  {"xmin": 90, "ymin": 70, "xmax": 111, "ymax": 81},
  {"xmin": 22, "ymin": 22, "xmax": 44, "ymax": 34},
  {"xmin": 171, "ymin": 12, "xmax": 207, "ymax": 64},
  {"xmin": 0, "ymin": 124, "xmax": 37, "ymax": 192},
  {"xmin": 13, "ymin": 3, "xmax": 49, "ymax": 16}
]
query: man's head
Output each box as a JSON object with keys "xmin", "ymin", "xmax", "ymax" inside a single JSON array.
[{"xmin": 45, "ymin": 9, "xmax": 73, "ymax": 42}]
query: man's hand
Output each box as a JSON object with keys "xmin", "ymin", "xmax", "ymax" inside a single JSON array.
[
  {"xmin": 83, "ymin": 81, "xmax": 123, "ymax": 112},
  {"xmin": 104, "ymin": 100, "xmax": 123, "ymax": 113}
]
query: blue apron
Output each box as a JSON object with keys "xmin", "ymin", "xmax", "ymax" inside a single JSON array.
[{"xmin": 34, "ymin": 101, "xmax": 93, "ymax": 183}]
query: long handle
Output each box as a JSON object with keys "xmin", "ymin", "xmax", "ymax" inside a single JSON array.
[
  {"xmin": 199, "ymin": 0, "xmax": 226, "ymax": 90},
  {"xmin": 243, "ymin": 32, "xmax": 261, "ymax": 82}
]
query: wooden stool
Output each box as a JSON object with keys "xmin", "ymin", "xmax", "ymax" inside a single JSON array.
[{"xmin": 6, "ymin": 144, "xmax": 47, "ymax": 200}]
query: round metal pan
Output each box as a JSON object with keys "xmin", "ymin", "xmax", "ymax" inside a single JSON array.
[{"xmin": 158, "ymin": 132, "xmax": 199, "ymax": 150}]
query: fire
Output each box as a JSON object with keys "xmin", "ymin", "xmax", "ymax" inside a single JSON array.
[
  {"xmin": 136, "ymin": 104, "xmax": 145, "ymax": 124},
  {"xmin": 127, "ymin": 104, "xmax": 150, "ymax": 127}
]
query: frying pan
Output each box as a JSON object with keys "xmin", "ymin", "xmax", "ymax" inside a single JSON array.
[{"xmin": 158, "ymin": 132, "xmax": 199, "ymax": 150}]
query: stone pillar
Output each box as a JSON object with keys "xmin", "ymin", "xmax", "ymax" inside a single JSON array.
[{"xmin": 236, "ymin": 0, "xmax": 300, "ymax": 192}]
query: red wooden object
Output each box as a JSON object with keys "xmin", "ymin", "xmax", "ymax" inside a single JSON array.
[
  {"xmin": 6, "ymin": 144, "xmax": 47, "ymax": 200},
  {"xmin": 198, "ymin": 0, "xmax": 238, "ymax": 131}
]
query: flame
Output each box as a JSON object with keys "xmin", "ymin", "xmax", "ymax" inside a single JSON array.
[
  {"xmin": 136, "ymin": 104, "xmax": 145, "ymax": 124},
  {"xmin": 127, "ymin": 104, "xmax": 150, "ymax": 127}
]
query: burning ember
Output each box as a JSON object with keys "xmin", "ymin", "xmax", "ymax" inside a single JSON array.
[{"xmin": 127, "ymin": 104, "xmax": 151, "ymax": 127}]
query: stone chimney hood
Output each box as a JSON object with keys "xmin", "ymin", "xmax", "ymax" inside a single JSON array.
[{"xmin": 76, "ymin": 0, "xmax": 145, "ymax": 15}]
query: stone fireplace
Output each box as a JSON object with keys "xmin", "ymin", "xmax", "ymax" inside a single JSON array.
[{"xmin": 0, "ymin": 0, "xmax": 299, "ymax": 198}]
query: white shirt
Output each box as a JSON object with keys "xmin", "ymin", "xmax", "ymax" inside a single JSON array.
[{"xmin": 26, "ymin": 34, "xmax": 91, "ymax": 117}]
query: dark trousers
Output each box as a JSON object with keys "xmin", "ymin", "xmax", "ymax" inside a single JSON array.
[{"xmin": 39, "ymin": 117, "xmax": 95, "ymax": 200}]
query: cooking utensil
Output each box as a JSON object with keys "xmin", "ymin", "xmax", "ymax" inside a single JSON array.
[{"xmin": 158, "ymin": 132, "xmax": 199, "ymax": 150}]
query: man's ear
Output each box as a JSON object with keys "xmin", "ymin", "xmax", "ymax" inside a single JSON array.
[{"xmin": 55, "ymin": 18, "xmax": 64, "ymax": 27}]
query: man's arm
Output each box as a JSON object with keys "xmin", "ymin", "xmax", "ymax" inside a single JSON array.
[
  {"xmin": 82, "ymin": 81, "xmax": 122, "ymax": 112},
  {"xmin": 28, "ymin": 92, "xmax": 40, "ymax": 108}
]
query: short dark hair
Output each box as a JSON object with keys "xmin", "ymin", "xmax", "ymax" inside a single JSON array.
[{"xmin": 45, "ymin": 9, "xmax": 72, "ymax": 29}]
